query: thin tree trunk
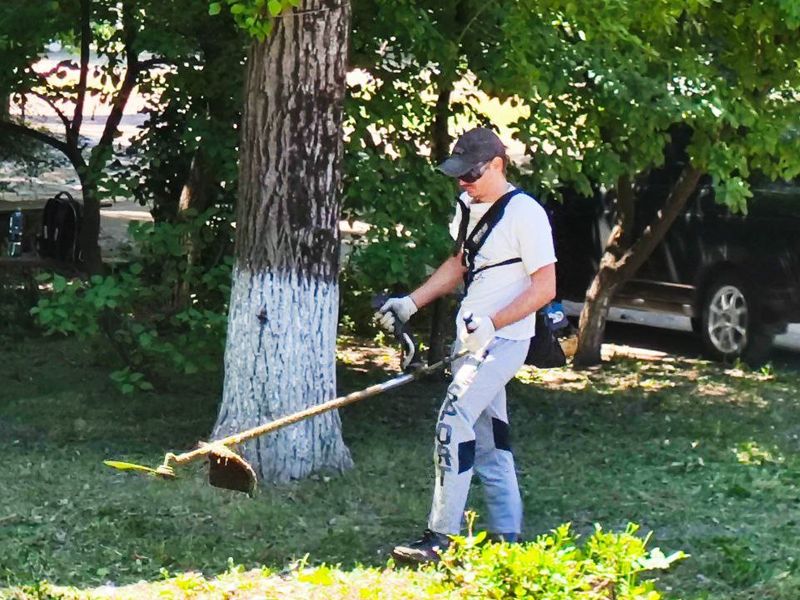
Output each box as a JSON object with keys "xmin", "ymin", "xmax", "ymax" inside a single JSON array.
[
  {"xmin": 573, "ymin": 262, "xmax": 621, "ymax": 367},
  {"xmin": 574, "ymin": 167, "xmax": 702, "ymax": 367},
  {"xmin": 174, "ymin": 148, "xmax": 215, "ymax": 308},
  {"xmin": 78, "ymin": 177, "xmax": 103, "ymax": 274},
  {"xmin": 213, "ymin": 0, "xmax": 353, "ymax": 483},
  {"xmin": 427, "ymin": 80, "xmax": 453, "ymax": 364},
  {"xmin": 178, "ymin": 149, "xmax": 214, "ymax": 214}
]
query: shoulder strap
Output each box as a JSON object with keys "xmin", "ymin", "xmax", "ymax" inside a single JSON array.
[
  {"xmin": 452, "ymin": 196, "xmax": 470, "ymax": 257},
  {"xmin": 461, "ymin": 189, "xmax": 525, "ymax": 290},
  {"xmin": 463, "ymin": 189, "xmax": 524, "ymax": 256}
]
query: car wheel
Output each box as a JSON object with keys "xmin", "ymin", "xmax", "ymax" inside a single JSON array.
[{"xmin": 699, "ymin": 273, "xmax": 773, "ymax": 364}]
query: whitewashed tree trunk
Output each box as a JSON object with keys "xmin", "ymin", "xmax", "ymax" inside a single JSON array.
[{"xmin": 213, "ymin": 0, "xmax": 353, "ymax": 482}]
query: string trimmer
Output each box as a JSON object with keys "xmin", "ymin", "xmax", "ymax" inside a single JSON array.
[{"xmin": 104, "ymin": 308, "xmax": 466, "ymax": 495}]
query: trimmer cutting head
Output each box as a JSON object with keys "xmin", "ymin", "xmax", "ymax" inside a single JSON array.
[
  {"xmin": 104, "ymin": 443, "xmax": 257, "ymax": 495},
  {"xmin": 205, "ymin": 444, "xmax": 257, "ymax": 495}
]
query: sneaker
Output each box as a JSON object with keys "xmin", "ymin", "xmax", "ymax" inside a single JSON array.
[{"xmin": 391, "ymin": 529, "xmax": 451, "ymax": 564}]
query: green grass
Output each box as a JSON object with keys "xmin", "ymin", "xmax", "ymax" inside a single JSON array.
[{"xmin": 1, "ymin": 336, "xmax": 799, "ymax": 598}]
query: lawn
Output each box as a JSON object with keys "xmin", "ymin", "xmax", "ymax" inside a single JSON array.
[{"xmin": 1, "ymin": 335, "xmax": 799, "ymax": 599}]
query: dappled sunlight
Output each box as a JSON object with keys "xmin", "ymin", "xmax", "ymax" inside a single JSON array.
[
  {"xmin": 733, "ymin": 441, "xmax": 786, "ymax": 466},
  {"xmin": 333, "ymin": 338, "xmax": 797, "ymax": 420},
  {"xmin": 516, "ymin": 365, "xmax": 589, "ymax": 391},
  {"xmin": 336, "ymin": 336, "xmax": 401, "ymax": 374}
]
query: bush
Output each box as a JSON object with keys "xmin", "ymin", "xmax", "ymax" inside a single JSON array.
[
  {"xmin": 30, "ymin": 208, "xmax": 233, "ymax": 391},
  {"xmin": 437, "ymin": 518, "xmax": 686, "ymax": 599}
]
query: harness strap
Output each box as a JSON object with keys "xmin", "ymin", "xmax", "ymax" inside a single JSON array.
[
  {"xmin": 458, "ymin": 189, "xmax": 525, "ymax": 291},
  {"xmin": 452, "ymin": 196, "xmax": 470, "ymax": 257},
  {"xmin": 470, "ymin": 257, "xmax": 523, "ymax": 279}
]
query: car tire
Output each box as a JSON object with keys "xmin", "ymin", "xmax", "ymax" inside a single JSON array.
[{"xmin": 699, "ymin": 273, "xmax": 773, "ymax": 365}]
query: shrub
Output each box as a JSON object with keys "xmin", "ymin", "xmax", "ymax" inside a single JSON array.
[
  {"xmin": 437, "ymin": 517, "xmax": 686, "ymax": 599},
  {"xmin": 31, "ymin": 208, "xmax": 233, "ymax": 392}
]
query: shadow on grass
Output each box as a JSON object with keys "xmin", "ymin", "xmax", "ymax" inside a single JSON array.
[{"xmin": 1, "ymin": 336, "xmax": 799, "ymax": 600}]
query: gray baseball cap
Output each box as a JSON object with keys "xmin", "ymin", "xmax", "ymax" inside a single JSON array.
[{"xmin": 438, "ymin": 127, "xmax": 507, "ymax": 178}]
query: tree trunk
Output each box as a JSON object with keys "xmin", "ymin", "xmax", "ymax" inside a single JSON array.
[
  {"xmin": 178, "ymin": 148, "xmax": 214, "ymax": 215},
  {"xmin": 78, "ymin": 175, "xmax": 104, "ymax": 275},
  {"xmin": 174, "ymin": 148, "xmax": 215, "ymax": 308},
  {"xmin": 573, "ymin": 167, "xmax": 702, "ymax": 367},
  {"xmin": 213, "ymin": 0, "xmax": 353, "ymax": 483},
  {"xmin": 427, "ymin": 80, "xmax": 453, "ymax": 364},
  {"xmin": 573, "ymin": 263, "xmax": 621, "ymax": 367}
]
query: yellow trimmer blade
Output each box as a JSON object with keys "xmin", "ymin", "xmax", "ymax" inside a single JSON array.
[{"xmin": 103, "ymin": 460, "xmax": 176, "ymax": 479}]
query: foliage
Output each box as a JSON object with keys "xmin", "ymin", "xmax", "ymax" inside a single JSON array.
[
  {"xmin": 440, "ymin": 517, "xmax": 685, "ymax": 599},
  {"xmin": 30, "ymin": 209, "xmax": 233, "ymax": 391},
  {"xmin": 341, "ymin": 146, "xmax": 454, "ymax": 286},
  {"xmin": 492, "ymin": 1, "xmax": 800, "ymax": 208},
  {"xmin": 207, "ymin": 0, "xmax": 301, "ymax": 40},
  {"xmin": 119, "ymin": 2, "xmax": 245, "ymax": 221},
  {"xmin": 340, "ymin": 0, "xmax": 512, "ymax": 325}
]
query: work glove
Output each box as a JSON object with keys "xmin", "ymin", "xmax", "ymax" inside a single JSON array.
[
  {"xmin": 459, "ymin": 313, "xmax": 496, "ymax": 354},
  {"xmin": 376, "ymin": 296, "xmax": 418, "ymax": 333}
]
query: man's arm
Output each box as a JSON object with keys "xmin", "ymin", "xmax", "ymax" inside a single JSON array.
[
  {"xmin": 409, "ymin": 252, "xmax": 467, "ymax": 310},
  {"xmin": 489, "ymin": 263, "xmax": 557, "ymax": 330}
]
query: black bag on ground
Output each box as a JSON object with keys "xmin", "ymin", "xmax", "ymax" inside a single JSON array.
[
  {"xmin": 37, "ymin": 191, "xmax": 82, "ymax": 262},
  {"xmin": 525, "ymin": 310, "xmax": 567, "ymax": 368}
]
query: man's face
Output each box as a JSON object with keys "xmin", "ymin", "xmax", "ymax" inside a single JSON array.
[{"xmin": 458, "ymin": 156, "xmax": 504, "ymax": 200}]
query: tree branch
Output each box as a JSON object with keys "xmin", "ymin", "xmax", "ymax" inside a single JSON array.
[
  {"xmin": 606, "ymin": 173, "xmax": 635, "ymax": 259},
  {"xmin": 0, "ymin": 119, "xmax": 70, "ymax": 156},
  {"xmin": 615, "ymin": 165, "xmax": 703, "ymax": 278},
  {"xmin": 29, "ymin": 91, "xmax": 71, "ymax": 131},
  {"xmin": 72, "ymin": 0, "xmax": 92, "ymax": 139},
  {"xmin": 34, "ymin": 59, "xmax": 80, "ymax": 81},
  {"xmin": 138, "ymin": 57, "xmax": 173, "ymax": 71},
  {"xmin": 93, "ymin": 1, "xmax": 140, "ymax": 158}
]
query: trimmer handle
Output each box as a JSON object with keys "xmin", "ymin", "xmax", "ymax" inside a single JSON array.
[
  {"xmin": 373, "ymin": 294, "xmax": 422, "ymax": 372},
  {"xmin": 463, "ymin": 311, "xmax": 477, "ymax": 333}
]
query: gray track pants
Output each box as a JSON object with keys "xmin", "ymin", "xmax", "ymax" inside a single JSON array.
[{"xmin": 428, "ymin": 337, "xmax": 529, "ymax": 536}]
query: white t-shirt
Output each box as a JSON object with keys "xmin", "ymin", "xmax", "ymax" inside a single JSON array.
[{"xmin": 449, "ymin": 184, "xmax": 557, "ymax": 340}]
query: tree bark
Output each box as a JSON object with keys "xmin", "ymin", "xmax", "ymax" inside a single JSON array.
[
  {"xmin": 573, "ymin": 166, "xmax": 703, "ymax": 367},
  {"xmin": 213, "ymin": 0, "xmax": 353, "ymax": 483}
]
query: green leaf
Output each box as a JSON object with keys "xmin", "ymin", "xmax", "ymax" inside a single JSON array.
[
  {"xmin": 208, "ymin": 2, "xmax": 222, "ymax": 16},
  {"xmin": 52, "ymin": 275, "xmax": 67, "ymax": 293},
  {"xmin": 267, "ymin": 0, "xmax": 282, "ymax": 16}
]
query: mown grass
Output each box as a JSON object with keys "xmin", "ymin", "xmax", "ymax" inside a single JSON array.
[{"xmin": 1, "ymin": 335, "xmax": 799, "ymax": 599}]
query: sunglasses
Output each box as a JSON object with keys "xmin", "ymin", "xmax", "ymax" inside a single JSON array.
[{"xmin": 459, "ymin": 161, "xmax": 490, "ymax": 183}]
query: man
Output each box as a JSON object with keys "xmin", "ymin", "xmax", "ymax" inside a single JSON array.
[{"xmin": 376, "ymin": 127, "xmax": 557, "ymax": 564}]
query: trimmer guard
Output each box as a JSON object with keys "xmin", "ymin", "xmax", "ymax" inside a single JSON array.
[{"xmin": 206, "ymin": 443, "xmax": 257, "ymax": 495}]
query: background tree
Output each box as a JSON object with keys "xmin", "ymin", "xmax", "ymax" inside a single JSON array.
[
  {"xmin": 487, "ymin": 0, "xmax": 800, "ymax": 366},
  {"xmin": 211, "ymin": 0, "xmax": 353, "ymax": 482},
  {"xmin": 0, "ymin": 0, "xmax": 174, "ymax": 272},
  {"xmin": 345, "ymin": 0, "xmax": 512, "ymax": 361},
  {"xmin": 121, "ymin": 3, "xmax": 245, "ymax": 224}
]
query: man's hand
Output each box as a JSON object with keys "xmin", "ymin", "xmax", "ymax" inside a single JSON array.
[
  {"xmin": 376, "ymin": 296, "xmax": 418, "ymax": 333},
  {"xmin": 460, "ymin": 314, "xmax": 496, "ymax": 354}
]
